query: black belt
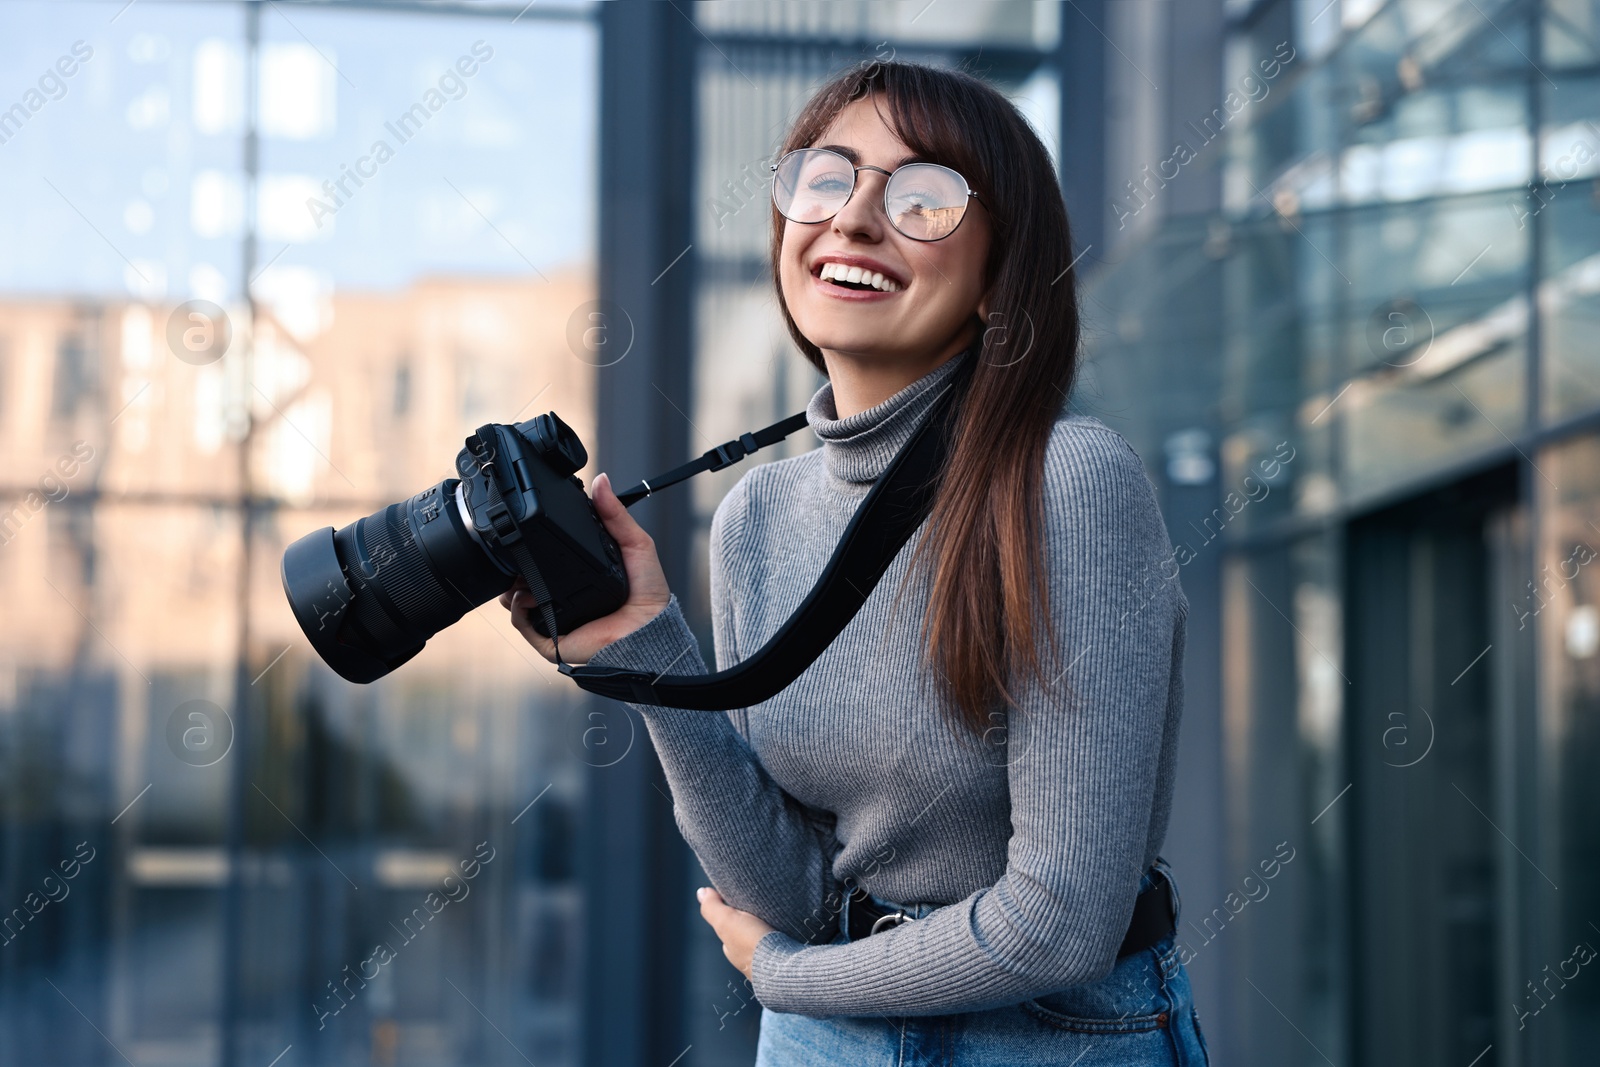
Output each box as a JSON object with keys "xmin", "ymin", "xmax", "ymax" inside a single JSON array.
[{"xmin": 845, "ymin": 866, "xmax": 1176, "ymax": 958}]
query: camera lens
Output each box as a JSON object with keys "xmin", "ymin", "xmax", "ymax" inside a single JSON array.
[{"xmin": 281, "ymin": 477, "xmax": 512, "ymax": 683}]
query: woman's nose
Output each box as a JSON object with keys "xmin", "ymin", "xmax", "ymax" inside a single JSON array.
[{"xmin": 831, "ymin": 170, "xmax": 890, "ymax": 240}]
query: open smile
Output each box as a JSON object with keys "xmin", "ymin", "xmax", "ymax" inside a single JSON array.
[{"xmin": 810, "ymin": 256, "xmax": 907, "ymax": 300}]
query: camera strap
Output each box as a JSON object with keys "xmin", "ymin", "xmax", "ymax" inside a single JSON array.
[
  {"xmin": 467, "ymin": 436, "xmax": 571, "ymax": 665},
  {"xmin": 611, "ymin": 412, "xmax": 812, "ymax": 507},
  {"xmin": 556, "ymin": 350, "xmax": 977, "ymax": 710},
  {"xmin": 484, "ymin": 408, "xmax": 817, "ymax": 669}
]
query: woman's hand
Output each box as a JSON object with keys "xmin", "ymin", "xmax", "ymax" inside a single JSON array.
[
  {"xmin": 697, "ymin": 887, "xmax": 777, "ymax": 981},
  {"xmin": 499, "ymin": 472, "xmax": 672, "ymax": 664}
]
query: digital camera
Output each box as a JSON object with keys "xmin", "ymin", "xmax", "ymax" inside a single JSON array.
[{"xmin": 281, "ymin": 414, "xmax": 627, "ymax": 684}]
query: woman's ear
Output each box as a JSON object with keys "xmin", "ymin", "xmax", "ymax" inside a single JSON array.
[{"xmin": 976, "ymin": 288, "xmax": 994, "ymax": 324}]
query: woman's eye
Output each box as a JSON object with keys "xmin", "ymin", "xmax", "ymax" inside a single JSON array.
[
  {"xmin": 894, "ymin": 188, "xmax": 939, "ymax": 208},
  {"xmin": 806, "ymin": 173, "xmax": 852, "ymax": 195}
]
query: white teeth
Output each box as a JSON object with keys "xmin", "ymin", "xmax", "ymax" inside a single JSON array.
[{"xmin": 817, "ymin": 261, "xmax": 902, "ymax": 293}]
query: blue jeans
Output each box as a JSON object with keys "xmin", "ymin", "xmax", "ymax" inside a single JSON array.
[{"xmin": 754, "ymin": 859, "xmax": 1211, "ymax": 1066}]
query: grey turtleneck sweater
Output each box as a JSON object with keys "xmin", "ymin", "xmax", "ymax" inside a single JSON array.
[{"xmin": 583, "ymin": 350, "xmax": 1189, "ymax": 1018}]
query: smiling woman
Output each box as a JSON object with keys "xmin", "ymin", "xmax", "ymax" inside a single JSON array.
[
  {"xmin": 503, "ymin": 59, "xmax": 1207, "ymax": 1065},
  {"xmin": 772, "ymin": 93, "xmax": 995, "ymax": 425}
]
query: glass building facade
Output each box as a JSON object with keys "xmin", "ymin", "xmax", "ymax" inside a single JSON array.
[
  {"xmin": 1082, "ymin": 1, "xmax": 1600, "ymax": 1064},
  {"xmin": 0, "ymin": 3, "xmax": 599, "ymax": 1065}
]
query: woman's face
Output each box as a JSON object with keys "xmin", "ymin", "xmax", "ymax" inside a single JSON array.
[{"xmin": 778, "ymin": 96, "xmax": 992, "ymax": 370}]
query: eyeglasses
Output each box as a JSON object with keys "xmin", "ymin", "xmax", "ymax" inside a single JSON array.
[{"xmin": 770, "ymin": 147, "xmax": 981, "ymax": 242}]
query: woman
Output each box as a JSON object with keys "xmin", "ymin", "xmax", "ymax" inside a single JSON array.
[{"xmin": 502, "ymin": 61, "xmax": 1207, "ymax": 1065}]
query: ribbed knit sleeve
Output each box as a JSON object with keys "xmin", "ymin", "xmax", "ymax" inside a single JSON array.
[
  {"xmin": 581, "ymin": 475, "xmax": 844, "ymax": 946},
  {"xmin": 746, "ymin": 423, "xmax": 1188, "ymax": 1016}
]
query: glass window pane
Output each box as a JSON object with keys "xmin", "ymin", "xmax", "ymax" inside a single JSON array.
[
  {"xmin": 1219, "ymin": 537, "xmax": 1349, "ymax": 1067},
  {"xmin": 0, "ymin": 4, "xmax": 596, "ymax": 1065},
  {"xmin": 1539, "ymin": 75, "xmax": 1600, "ymax": 422},
  {"xmin": 1333, "ymin": 191, "xmax": 1529, "ymax": 504},
  {"xmin": 1534, "ymin": 434, "xmax": 1600, "ymax": 1064}
]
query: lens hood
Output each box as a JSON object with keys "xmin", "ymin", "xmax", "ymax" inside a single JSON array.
[{"xmin": 281, "ymin": 525, "xmax": 424, "ymax": 683}]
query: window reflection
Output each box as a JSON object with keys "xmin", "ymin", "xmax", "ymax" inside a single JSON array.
[
  {"xmin": 1085, "ymin": 5, "xmax": 1600, "ymax": 1061},
  {"xmin": 1535, "ymin": 437, "xmax": 1600, "ymax": 1065},
  {"xmin": 0, "ymin": 3, "xmax": 596, "ymax": 1065}
]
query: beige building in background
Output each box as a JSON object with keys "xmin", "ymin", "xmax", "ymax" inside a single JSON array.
[{"xmin": 0, "ymin": 271, "xmax": 593, "ymax": 677}]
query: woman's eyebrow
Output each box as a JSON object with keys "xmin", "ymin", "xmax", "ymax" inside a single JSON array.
[{"xmin": 815, "ymin": 143, "xmax": 926, "ymax": 168}]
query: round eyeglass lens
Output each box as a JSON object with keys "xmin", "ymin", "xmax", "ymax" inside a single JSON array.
[
  {"xmin": 772, "ymin": 149, "xmax": 855, "ymax": 224},
  {"xmin": 884, "ymin": 163, "xmax": 971, "ymax": 241}
]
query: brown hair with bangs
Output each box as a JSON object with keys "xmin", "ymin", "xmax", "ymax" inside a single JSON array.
[{"xmin": 769, "ymin": 60, "xmax": 1081, "ymax": 737}]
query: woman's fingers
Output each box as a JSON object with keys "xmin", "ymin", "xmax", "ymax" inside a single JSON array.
[
  {"xmin": 695, "ymin": 887, "xmax": 773, "ymax": 980},
  {"xmin": 497, "ymin": 575, "xmax": 526, "ymax": 612},
  {"xmin": 494, "ymin": 472, "xmax": 673, "ymax": 664},
  {"xmin": 507, "ymin": 600, "xmax": 555, "ymax": 659},
  {"xmin": 593, "ymin": 472, "xmax": 672, "ymax": 609},
  {"xmin": 698, "ymin": 887, "xmax": 738, "ymax": 957},
  {"xmin": 495, "ymin": 577, "xmax": 553, "ymax": 660},
  {"xmin": 697, "ymin": 886, "xmax": 731, "ymax": 926},
  {"xmin": 592, "ymin": 473, "xmax": 650, "ymax": 554}
]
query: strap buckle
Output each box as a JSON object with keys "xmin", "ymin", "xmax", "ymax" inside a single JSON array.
[
  {"xmin": 704, "ymin": 441, "xmax": 745, "ymax": 470},
  {"xmin": 869, "ymin": 910, "xmax": 914, "ymax": 935},
  {"xmin": 705, "ymin": 433, "xmax": 758, "ymax": 472},
  {"xmin": 485, "ymin": 501, "xmax": 519, "ymax": 542}
]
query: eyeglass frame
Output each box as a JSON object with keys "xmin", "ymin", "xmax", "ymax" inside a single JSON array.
[{"xmin": 768, "ymin": 147, "xmax": 983, "ymax": 242}]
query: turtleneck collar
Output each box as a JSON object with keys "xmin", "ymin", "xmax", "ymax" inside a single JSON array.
[{"xmin": 806, "ymin": 348, "xmax": 971, "ymax": 485}]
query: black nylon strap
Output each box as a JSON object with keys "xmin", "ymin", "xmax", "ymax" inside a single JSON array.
[
  {"xmin": 614, "ymin": 412, "xmax": 811, "ymax": 507},
  {"xmin": 508, "ymin": 539, "xmax": 563, "ymax": 662},
  {"xmin": 474, "ymin": 443, "xmax": 567, "ymax": 663},
  {"xmin": 559, "ymin": 352, "xmax": 976, "ymax": 710}
]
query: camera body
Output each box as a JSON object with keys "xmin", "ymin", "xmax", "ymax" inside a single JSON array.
[
  {"xmin": 282, "ymin": 413, "xmax": 628, "ymax": 684},
  {"xmin": 457, "ymin": 416, "xmax": 628, "ymax": 634}
]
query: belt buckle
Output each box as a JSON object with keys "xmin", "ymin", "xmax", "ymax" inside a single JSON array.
[{"xmin": 869, "ymin": 910, "xmax": 913, "ymax": 935}]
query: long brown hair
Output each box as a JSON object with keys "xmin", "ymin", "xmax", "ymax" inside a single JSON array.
[{"xmin": 769, "ymin": 61, "xmax": 1081, "ymax": 736}]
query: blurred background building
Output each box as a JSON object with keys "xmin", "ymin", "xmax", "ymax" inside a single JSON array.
[{"xmin": 0, "ymin": 1, "xmax": 1596, "ymax": 1066}]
